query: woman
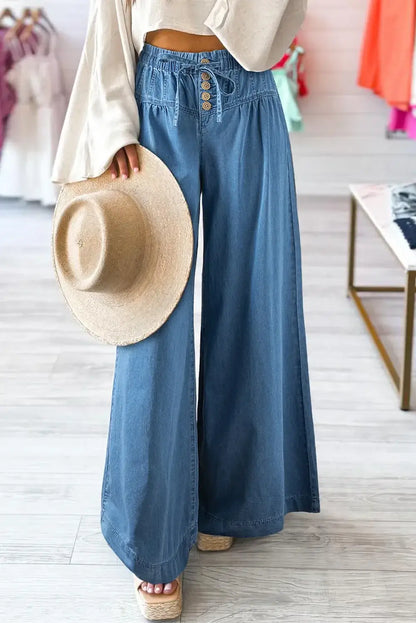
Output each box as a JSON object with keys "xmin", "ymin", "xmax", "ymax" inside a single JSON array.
[{"xmin": 51, "ymin": 0, "xmax": 320, "ymax": 619}]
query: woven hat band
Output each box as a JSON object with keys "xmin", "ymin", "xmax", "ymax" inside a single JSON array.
[{"xmin": 55, "ymin": 190, "xmax": 147, "ymax": 293}]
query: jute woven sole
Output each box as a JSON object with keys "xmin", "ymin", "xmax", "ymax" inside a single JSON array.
[
  {"xmin": 197, "ymin": 532, "xmax": 234, "ymax": 551},
  {"xmin": 133, "ymin": 572, "xmax": 183, "ymax": 621}
]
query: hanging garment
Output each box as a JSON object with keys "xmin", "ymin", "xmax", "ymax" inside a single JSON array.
[
  {"xmin": 28, "ymin": 30, "xmax": 67, "ymax": 204},
  {"xmin": 357, "ymin": 0, "xmax": 416, "ymax": 110},
  {"xmin": 271, "ymin": 45, "xmax": 304, "ymax": 132},
  {"xmin": 0, "ymin": 30, "xmax": 67, "ymax": 205},
  {"xmin": 0, "ymin": 38, "xmax": 37, "ymax": 199},
  {"xmin": 0, "ymin": 26, "xmax": 40, "ymax": 156},
  {"xmin": 411, "ymin": 17, "xmax": 416, "ymax": 109},
  {"xmin": 271, "ymin": 36, "xmax": 308, "ymax": 96},
  {"xmin": 0, "ymin": 27, "xmax": 17, "ymax": 151},
  {"xmin": 385, "ymin": 8, "xmax": 416, "ymax": 140},
  {"xmin": 387, "ymin": 106, "xmax": 416, "ymax": 140},
  {"xmin": 99, "ymin": 43, "xmax": 320, "ymax": 584}
]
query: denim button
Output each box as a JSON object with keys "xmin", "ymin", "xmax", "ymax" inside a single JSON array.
[
  {"xmin": 201, "ymin": 71, "xmax": 210, "ymax": 80},
  {"xmin": 201, "ymin": 81, "xmax": 211, "ymax": 90},
  {"xmin": 202, "ymin": 101, "xmax": 212, "ymax": 110},
  {"xmin": 201, "ymin": 92, "xmax": 211, "ymax": 101},
  {"xmin": 200, "ymin": 58, "xmax": 210, "ymax": 64}
]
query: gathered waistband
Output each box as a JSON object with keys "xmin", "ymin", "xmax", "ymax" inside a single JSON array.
[
  {"xmin": 138, "ymin": 42, "xmax": 243, "ymax": 72},
  {"xmin": 137, "ymin": 42, "xmax": 245, "ymax": 126}
]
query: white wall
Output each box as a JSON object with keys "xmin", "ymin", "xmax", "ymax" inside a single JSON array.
[{"xmin": 292, "ymin": 0, "xmax": 416, "ymax": 195}]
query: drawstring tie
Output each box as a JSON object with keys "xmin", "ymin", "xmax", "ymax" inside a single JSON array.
[{"xmin": 158, "ymin": 54, "xmax": 236, "ymax": 126}]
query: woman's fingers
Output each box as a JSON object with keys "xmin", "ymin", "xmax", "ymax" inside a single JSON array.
[
  {"xmin": 109, "ymin": 157, "xmax": 118, "ymax": 179},
  {"xmin": 110, "ymin": 144, "xmax": 140, "ymax": 179},
  {"xmin": 115, "ymin": 147, "xmax": 129, "ymax": 179},
  {"xmin": 125, "ymin": 143, "xmax": 141, "ymax": 173}
]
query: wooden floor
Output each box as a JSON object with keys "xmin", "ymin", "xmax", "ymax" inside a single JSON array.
[{"xmin": 1, "ymin": 194, "xmax": 416, "ymax": 622}]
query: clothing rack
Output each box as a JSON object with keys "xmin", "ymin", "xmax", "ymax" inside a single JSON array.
[{"xmin": 0, "ymin": 3, "xmax": 66, "ymax": 205}]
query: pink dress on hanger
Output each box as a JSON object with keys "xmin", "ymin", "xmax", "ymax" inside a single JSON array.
[
  {"xmin": 0, "ymin": 29, "xmax": 67, "ymax": 204},
  {"xmin": 0, "ymin": 27, "xmax": 17, "ymax": 151},
  {"xmin": 0, "ymin": 36, "xmax": 37, "ymax": 199}
]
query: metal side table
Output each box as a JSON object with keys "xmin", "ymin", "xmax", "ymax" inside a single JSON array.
[{"xmin": 347, "ymin": 183, "xmax": 416, "ymax": 411}]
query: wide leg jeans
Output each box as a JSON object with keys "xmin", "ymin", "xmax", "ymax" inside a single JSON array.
[{"xmin": 100, "ymin": 42, "xmax": 321, "ymax": 584}]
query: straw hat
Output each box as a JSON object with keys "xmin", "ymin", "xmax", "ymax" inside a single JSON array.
[{"xmin": 52, "ymin": 144, "xmax": 194, "ymax": 345}]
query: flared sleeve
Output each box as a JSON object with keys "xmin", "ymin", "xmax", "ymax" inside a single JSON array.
[
  {"xmin": 51, "ymin": 0, "xmax": 140, "ymax": 184},
  {"xmin": 204, "ymin": 0, "xmax": 308, "ymax": 72}
]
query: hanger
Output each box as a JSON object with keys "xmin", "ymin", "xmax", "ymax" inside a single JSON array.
[
  {"xmin": 4, "ymin": 7, "xmax": 33, "ymax": 42},
  {"xmin": 36, "ymin": 8, "xmax": 56, "ymax": 33},
  {"xmin": 21, "ymin": 7, "xmax": 56, "ymax": 41},
  {"xmin": 289, "ymin": 40, "xmax": 304, "ymax": 56},
  {"xmin": 0, "ymin": 7, "xmax": 17, "ymax": 29},
  {"xmin": 20, "ymin": 8, "xmax": 54, "ymax": 43}
]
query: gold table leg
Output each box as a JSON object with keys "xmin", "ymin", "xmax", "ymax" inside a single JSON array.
[
  {"xmin": 400, "ymin": 271, "xmax": 416, "ymax": 410},
  {"xmin": 347, "ymin": 192, "xmax": 416, "ymax": 411},
  {"xmin": 346, "ymin": 194, "xmax": 356, "ymax": 295}
]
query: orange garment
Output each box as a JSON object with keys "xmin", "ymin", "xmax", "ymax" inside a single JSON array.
[{"xmin": 357, "ymin": 0, "xmax": 416, "ymax": 111}]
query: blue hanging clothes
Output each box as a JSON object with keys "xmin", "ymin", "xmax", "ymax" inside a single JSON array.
[{"xmin": 271, "ymin": 45, "xmax": 305, "ymax": 132}]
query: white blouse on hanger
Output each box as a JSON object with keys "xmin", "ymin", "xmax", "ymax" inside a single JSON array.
[
  {"xmin": 51, "ymin": 0, "xmax": 307, "ymax": 185},
  {"xmin": 0, "ymin": 30, "xmax": 67, "ymax": 204}
]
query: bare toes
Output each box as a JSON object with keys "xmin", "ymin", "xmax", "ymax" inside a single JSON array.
[
  {"xmin": 163, "ymin": 580, "xmax": 177, "ymax": 594},
  {"xmin": 138, "ymin": 577, "xmax": 177, "ymax": 595}
]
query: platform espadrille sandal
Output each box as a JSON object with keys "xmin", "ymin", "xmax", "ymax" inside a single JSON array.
[
  {"xmin": 133, "ymin": 572, "xmax": 183, "ymax": 621},
  {"xmin": 197, "ymin": 532, "xmax": 234, "ymax": 551}
]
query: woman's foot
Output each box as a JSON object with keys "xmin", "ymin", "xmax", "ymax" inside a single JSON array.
[{"xmin": 138, "ymin": 578, "xmax": 179, "ymax": 595}]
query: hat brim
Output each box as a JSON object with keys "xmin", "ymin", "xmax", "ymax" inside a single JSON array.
[{"xmin": 52, "ymin": 144, "xmax": 194, "ymax": 345}]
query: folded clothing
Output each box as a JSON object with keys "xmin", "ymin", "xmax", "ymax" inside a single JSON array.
[{"xmin": 390, "ymin": 182, "xmax": 416, "ymax": 249}]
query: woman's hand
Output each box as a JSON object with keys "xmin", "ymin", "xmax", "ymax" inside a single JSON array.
[{"xmin": 109, "ymin": 144, "xmax": 141, "ymax": 179}]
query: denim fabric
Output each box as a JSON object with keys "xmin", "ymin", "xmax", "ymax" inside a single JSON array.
[{"xmin": 100, "ymin": 42, "xmax": 321, "ymax": 584}]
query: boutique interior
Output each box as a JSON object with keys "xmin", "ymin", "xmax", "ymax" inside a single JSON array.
[{"xmin": 1, "ymin": 1, "xmax": 416, "ymax": 621}]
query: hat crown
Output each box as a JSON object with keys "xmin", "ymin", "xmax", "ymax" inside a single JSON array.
[{"xmin": 55, "ymin": 189, "xmax": 147, "ymax": 293}]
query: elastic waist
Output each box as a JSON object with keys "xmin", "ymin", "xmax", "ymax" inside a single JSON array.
[{"xmin": 138, "ymin": 42, "xmax": 243, "ymax": 72}]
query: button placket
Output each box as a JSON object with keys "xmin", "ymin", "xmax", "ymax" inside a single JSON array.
[
  {"xmin": 200, "ymin": 59, "xmax": 212, "ymax": 113},
  {"xmin": 157, "ymin": 53, "xmax": 236, "ymax": 125}
]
